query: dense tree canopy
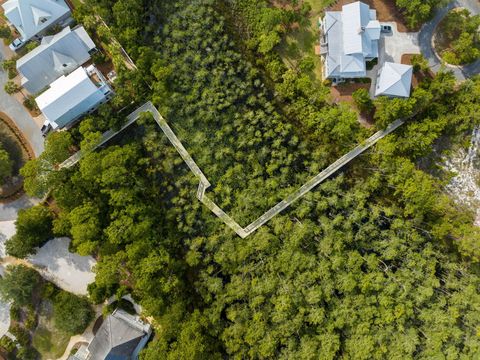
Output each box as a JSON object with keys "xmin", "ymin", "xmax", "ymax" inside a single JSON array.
[
  {"xmin": 0, "ymin": 265, "xmax": 42, "ymax": 307},
  {"xmin": 6, "ymin": 205, "xmax": 54, "ymax": 258},
  {"xmin": 53, "ymin": 292, "xmax": 94, "ymax": 335},
  {"xmin": 19, "ymin": 0, "xmax": 480, "ymax": 358}
]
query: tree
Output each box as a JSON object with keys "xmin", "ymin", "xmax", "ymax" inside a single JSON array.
[
  {"xmin": 352, "ymin": 88, "xmax": 374, "ymax": 113},
  {"xmin": 0, "ymin": 265, "xmax": 42, "ymax": 307},
  {"xmin": 21, "ymin": 131, "xmax": 73, "ymax": 197},
  {"xmin": 53, "ymin": 292, "xmax": 94, "ymax": 335},
  {"xmin": 4, "ymin": 80, "xmax": 20, "ymax": 94},
  {"xmin": 411, "ymin": 54, "xmax": 429, "ymax": 72},
  {"xmin": 0, "ymin": 145, "xmax": 13, "ymax": 182},
  {"xmin": 6, "ymin": 205, "xmax": 54, "ymax": 258}
]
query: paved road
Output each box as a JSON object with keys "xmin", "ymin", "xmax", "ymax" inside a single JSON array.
[
  {"xmin": 0, "ymin": 45, "xmax": 44, "ymax": 156},
  {"xmin": 0, "ymin": 194, "xmax": 38, "ymax": 221},
  {"xmin": 419, "ymin": 0, "xmax": 480, "ymax": 81}
]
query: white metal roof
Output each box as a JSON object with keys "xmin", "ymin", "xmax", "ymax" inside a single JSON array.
[
  {"xmin": 2, "ymin": 0, "xmax": 70, "ymax": 41},
  {"xmin": 342, "ymin": 1, "xmax": 372, "ymax": 55},
  {"xmin": 323, "ymin": 1, "xmax": 378, "ymax": 79},
  {"xmin": 375, "ymin": 62, "xmax": 413, "ymax": 97},
  {"xmin": 17, "ymin": 26, "xmax": 96, "ymax": 94},
  {"xmin": 36, "ymin": 67, "xmax": 100, "ymax": 123}
]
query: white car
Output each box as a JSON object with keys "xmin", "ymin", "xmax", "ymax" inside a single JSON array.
[{"xmin": 9, "ymin": 38, "xmax": 24, "ymax": 51}]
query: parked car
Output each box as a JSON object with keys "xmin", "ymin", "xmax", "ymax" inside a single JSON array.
[
  {"xmin": 8, "ymin": 38, "xmax": 24, "ymax": 51},
  {"xmin": 41, "ymin": 121, "xmax": 52, "ymax": 138},
  {"xmin": 381, "ymin": 25, "xmax": 392, "ymax": 33}
]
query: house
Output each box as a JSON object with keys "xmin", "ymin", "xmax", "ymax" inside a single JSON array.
[
  {"xmin": 375, "ymin": 62, "xmax": 413, "ymax": 97},
  {"xmin": 2, "ymin": 0, "xmax": 71, "ymax": 48},
  {"xmin": 36, "ymin": 65, "xmax": 113, "ymax": 130},
  {"xmin": 17, "ymin": 26, "xmax": 96, "ymax": 94},
  {"xmin": 69, "ymin": 309, "xmax": 152, "ymax": 360},
  {"xmin": 319, "ymin": 1, "xmax": 381, "ymax": 82}
]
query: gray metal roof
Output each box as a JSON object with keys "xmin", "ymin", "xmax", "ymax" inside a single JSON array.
[
  {"xmin": 2, "ymin": 0, "xmax": 70, "ymax": 41},
  {"xmin": 87, "ymin": 310, "xmax": 151, "ymax": 360},
  {"xmin": 322, "ymin": 1, "xmax": 379, "ymax": 79},
  {"xmin": 375, "ymin": 62, "xmax": 413, "ymax": 97},
  {"xmin": 17, "ymin": 26, "xmax": 95, "ymax": 94}
]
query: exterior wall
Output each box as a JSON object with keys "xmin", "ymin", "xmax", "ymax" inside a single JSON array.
[{"xmin": 53, "ymin": 84, "xmax": 112, "ymax": 129}]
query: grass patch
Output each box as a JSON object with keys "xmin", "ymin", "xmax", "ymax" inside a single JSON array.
[
  {"xmin": 277, "ymin": 0, "xmax": 336, "ymax": 83},
  {"xmin": 31, "ymin": 300, "xmax": 73, "ymax": 360},
  {"xmin": 32, "ymin": 326, "xmax": 71, "ymax": 360}
]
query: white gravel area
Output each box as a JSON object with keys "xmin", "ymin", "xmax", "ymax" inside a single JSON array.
[{"xmin": 29, "ymin": 238, "xmax": 96, "ymax": 296}]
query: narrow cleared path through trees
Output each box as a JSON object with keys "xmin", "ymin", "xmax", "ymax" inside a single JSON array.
[{"xmin": 61, "ymin": 102, "xmax": 404, "ymax": 238}]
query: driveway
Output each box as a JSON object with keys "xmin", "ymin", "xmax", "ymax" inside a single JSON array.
[
  {"xmin": 419, "ymin": 0, "xmax": 480, "ymax": 81},
  {"xmin": 28, "ymin": 238, "xmax": 96, "ymax": 295},
  {"xmin": 1, "ymin": 219, "xmax": 96, "ymax": 295},
  {"xmin": 0, "ymin": 194, "xmax": 38, "ymax": 221},
  {"xmin": 0, "ymin": 46, "xmax": 44, "ymax": 156},
  {"xmin": 381, "ymin": 22, "xmax": 421, "ymax": 63}
]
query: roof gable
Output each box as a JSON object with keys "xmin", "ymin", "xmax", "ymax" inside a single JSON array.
[
  {"xmin": 17, "ymin": 26, "xmax": 95, "ymax": 94},
  {"xmin": 375, "ymin": 62, "xmax": 413, "ymax": 97},
  {"xmin": 31, "ymin": 5, "xmax": 51, "ymax": 26},
  {"xmin": 86, "ymin": 310, "xmax": 150, "ymax": 360},
  {"xmin": 2, "ymin": 0, "xmax": 70, "ymax": 41},
  {"xmin": 342, "ymin": 1, "xmax": 373, "ymax": 55}
]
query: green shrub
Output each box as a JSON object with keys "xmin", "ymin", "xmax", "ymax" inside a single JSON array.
[
  {"xmin": 0, "ymin": 26, "xmax": 12, "ymax": 40},
  {"xmin": 0, "ymin": 145, "xmax": 13, "ymax": 182},
  {"xmin": 53, "ymin": 292, "xmax": 94, "ymax": 335},
  {"xmin": 0, "ymin": 265, "xmax": 42, "ymax": 307},
  {"xmin": 352, "ymin": 88, "xmax": 374, "ymax": 113},
  {"xmin": 0, "ymin": 336, "xmax": 16, "ymax": 352},
  {"xmin": 23, "ymin": 95, "xmax": 39, "ymax": 112},
  {"xmin": 10, "ymin": 324, "xmax": 30, "ymax": 346},
  {"xmin": 4, "ymin": 81, "xmax": 20, "ymax": 94},
  {"xmin": 6, "ymin": 205, "xmax": 54, "ymax": 258}
]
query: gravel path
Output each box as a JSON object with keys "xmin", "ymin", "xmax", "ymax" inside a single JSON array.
[{"xmin": 419, "ymin": 0, "xmax": 480, "ymax": 81}]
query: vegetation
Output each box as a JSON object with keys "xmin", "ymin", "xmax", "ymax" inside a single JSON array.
[
  {"xmin": 15, "ymin": 0, "xmax": 480, "ymax": 358},
  {"xmin": 0, "ymin": 25, "xmax": 13, "ymax": 42},
  {"xmin": 5, "ymin": 205, "xmax": 54, "ymax": 258},
  {"xmin": 2, "ymin": 59, "xmax": 17, "ymax": 79},
  {"xmin": 0, "ymin": 265, "xmax": 41, "ymax": 307},
  {"xmin": 435, "ymin": 8, "xmax": 480, "ymax": 65},
  {"xmin": 352, "ymin": 88, "xmax": 374, "ymax": 113},
  {"xmin": 4, "ymin": 80, "xmax": 20, "ymax": 94},
  {"xmin": 0, "ymin": 144, "xmax": 13, "ymax": 182},
  {"xmin": 395, "ymin": 0, "xmax": 443, "ymax": 29},
  {"xmin": 0, "ymin": 266, "xmax": 94, "ymax": 358},
  {"xmin": 53, "ymin": 292, "xmax": 94, "ymax": 335}
]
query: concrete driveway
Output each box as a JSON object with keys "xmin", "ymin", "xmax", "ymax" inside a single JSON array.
[
  {"xmin": 28, "ymin": 238, "xmax": 96, "ymax": 295},
  {"xmin": 0, "ymin": 46, "xmax": 44, "ymax": 156},
  {"xmin": 0, "ymin": 195, "xmax": 38, "ymax": 221},
  {"xmin": 381, "ymin": 22, "xmax": 421, "ymax": 64},
  {"xmin": 419, "ymin": 0, "xmax": 480, "ymax": 81}
]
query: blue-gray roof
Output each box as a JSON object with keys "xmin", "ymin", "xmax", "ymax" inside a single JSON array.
[
  {"xmin": 322, "ymin": 1, "xmax": 380, "ymax": 79},
  {"xmin": 17, "ymin": 26, "xmax": 96, "ymax": 94}
]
